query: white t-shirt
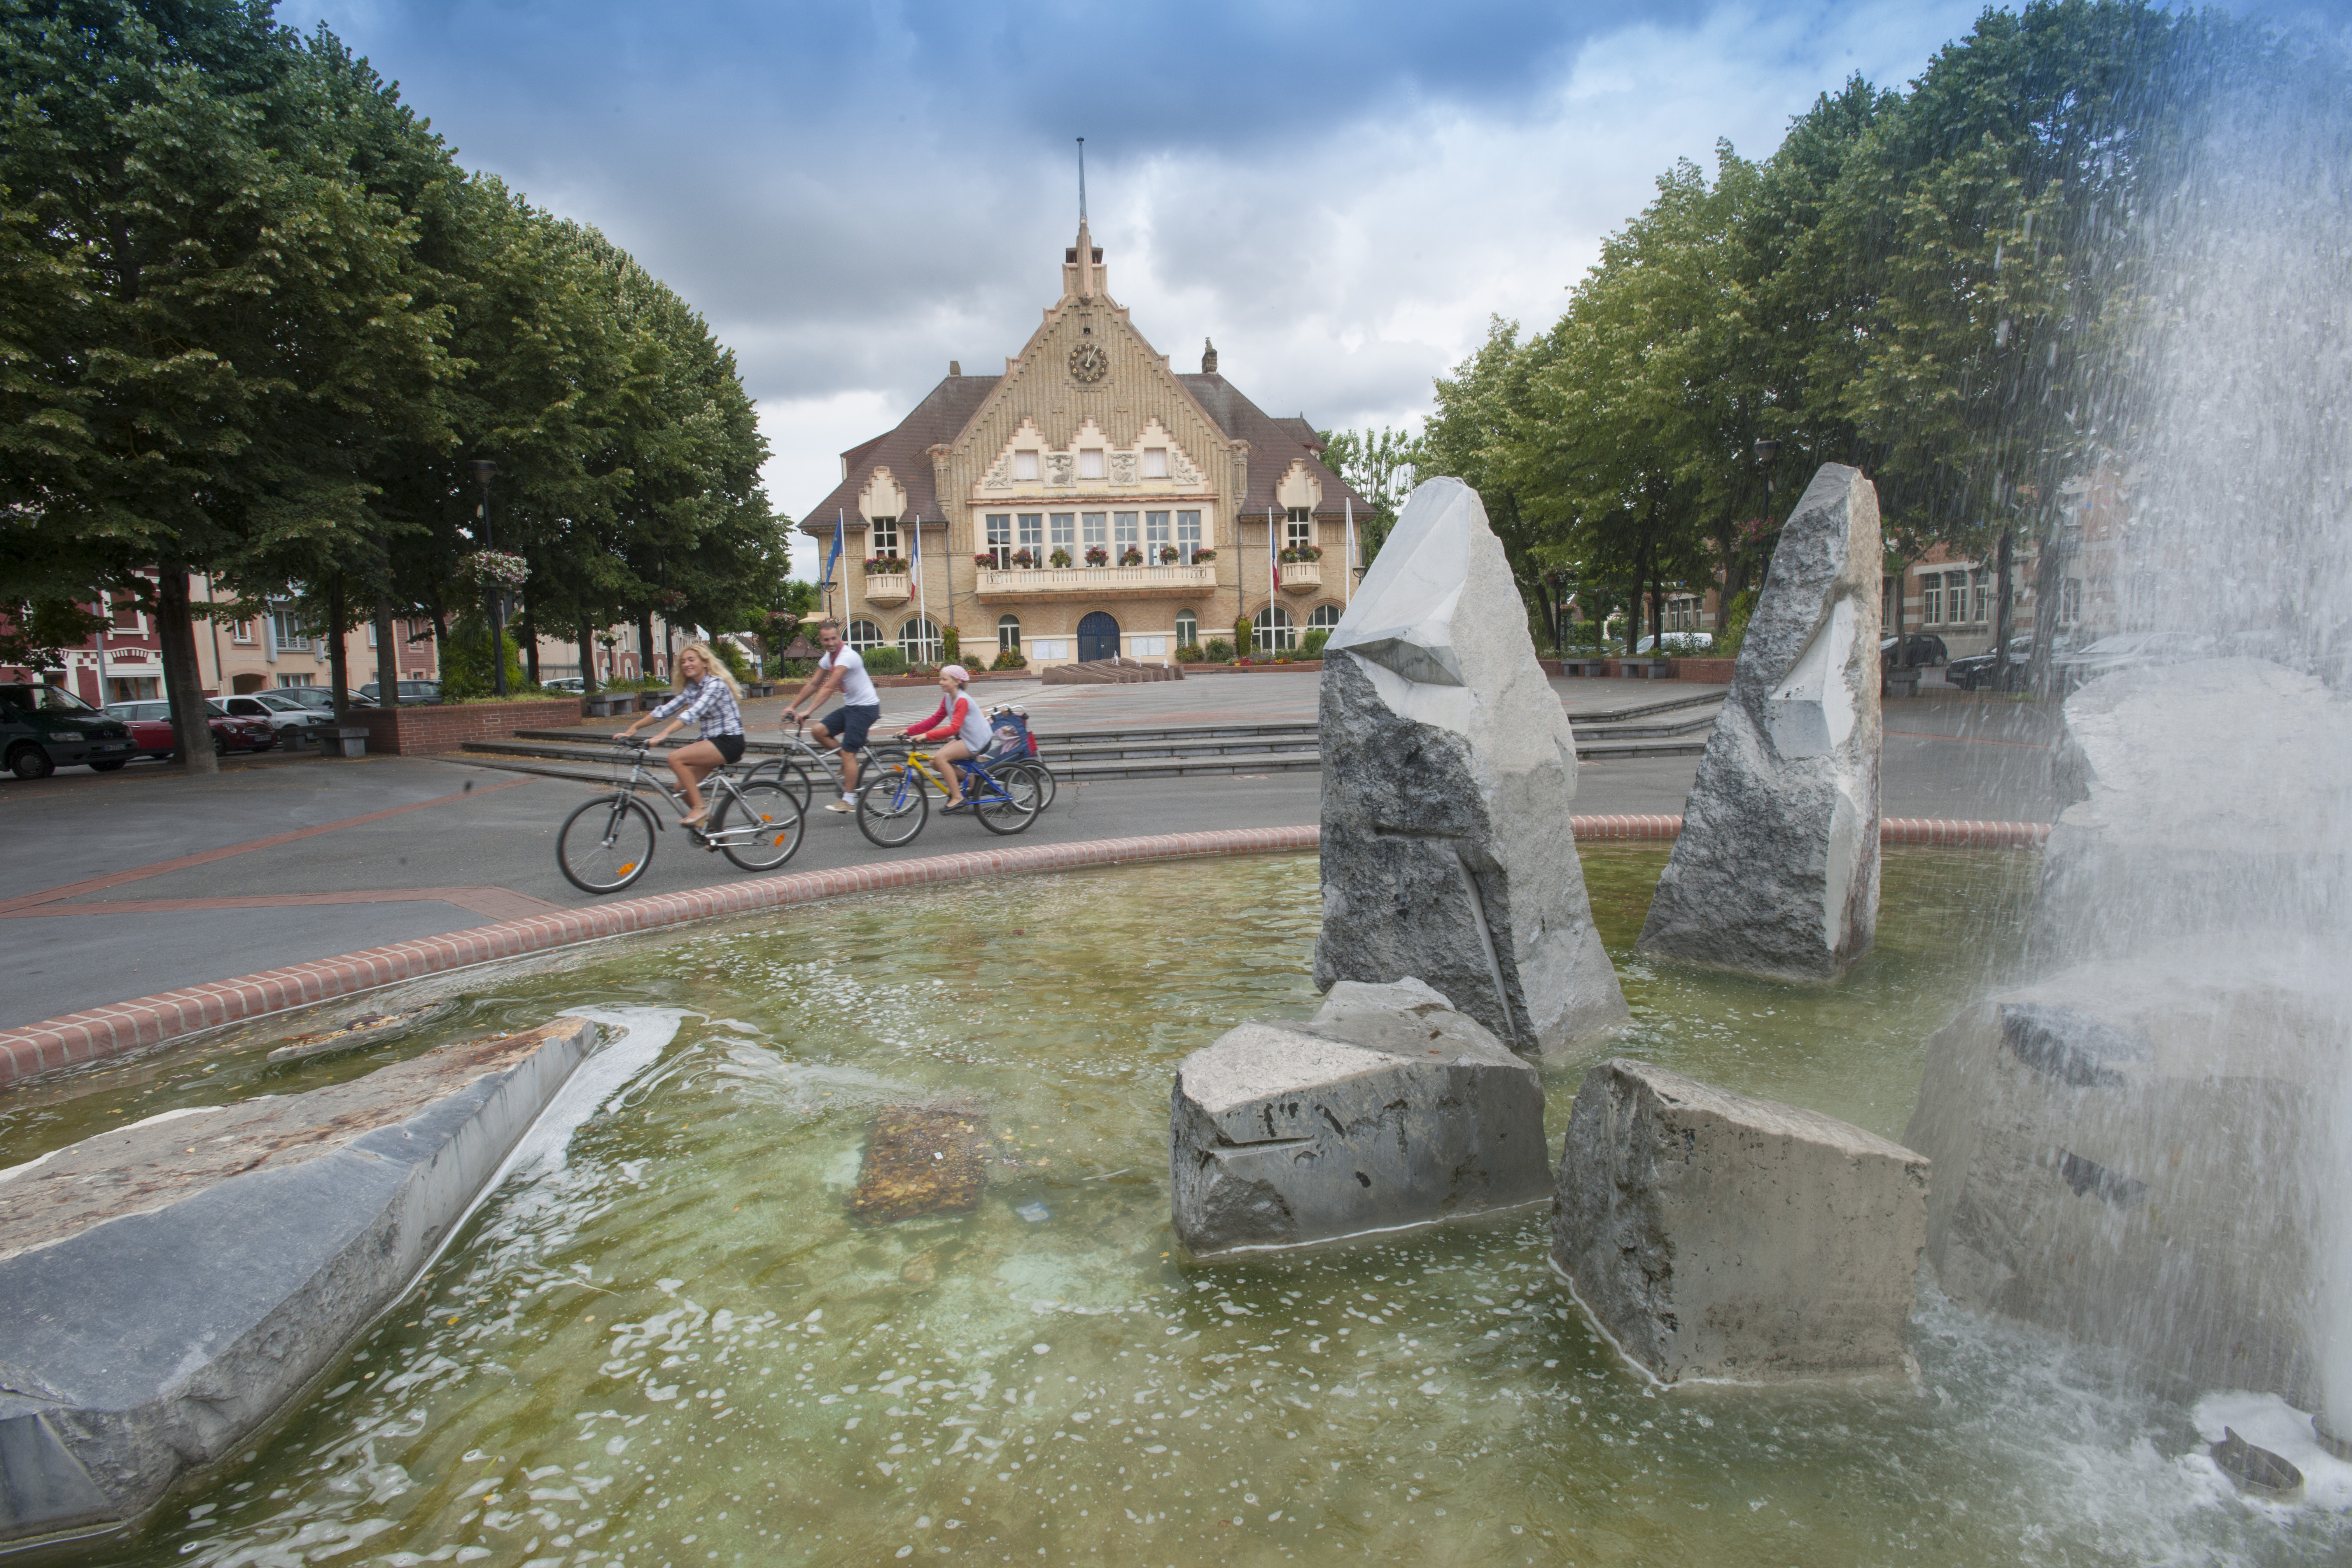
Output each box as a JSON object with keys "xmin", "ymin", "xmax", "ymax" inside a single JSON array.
[{"xmin": 821, "ymin": 646, "xmax": 879, "ymax": 707}]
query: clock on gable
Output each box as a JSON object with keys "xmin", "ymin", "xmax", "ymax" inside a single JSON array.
[{"xmin": 1068, "ymin": 342, "xmax": 1109, "ymax": 385}]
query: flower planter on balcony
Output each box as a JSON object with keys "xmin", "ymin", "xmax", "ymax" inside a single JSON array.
[
  {"xmin": 863, "ymin": 573, "xmax": 911, "ymax": 607},
  {"xmin": 1278, "ymin": 561, "xmax": 1324, "ymax": 594},
  {"xmin": 976, "ymin": 563, "xmax": 1217, "ymax": 600}
]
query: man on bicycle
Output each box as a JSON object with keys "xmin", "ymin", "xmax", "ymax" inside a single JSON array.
[{"xmin": 782, "ymin": 618, "xmax": 882, "ymax": 814}]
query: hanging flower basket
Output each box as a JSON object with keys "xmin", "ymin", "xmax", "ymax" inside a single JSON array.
[
  {"xmin": 1012, "ymin": 548, "xmax": 1036, "ymax": 569},
  {"xmin": 1190, "ymin": 548, "xmax": 1216, "ymax": 564},
  {"xmin": 1158, "ymin": 544, "xmax": 1180, "ymax": 564},
  {"xmin": 975, "ymin": 552, "xmax": 1000, "ymax": 568},
  {"xmin": 1119, "ymin": 547, "xmax": 1145, "ymax": 566},
  {"xmin": 865, "ymin": 555, "xmax": 905, "ymax": 574},
  {"xmin": 460, "ymin": 549, "xmax": 530, "ymax": 590},
  {"xmin": 1085, "ymin": 546, "xmax": 1110, "ymax": 566},
  {"xmin": 654, "ymin": 588, "xmax": 688, "ymax": 612},
  {"xmin": 1280, "ymin": 545, "xmax": 1324, "ymax": 564},
  {"xmin": 1048, "ymin": 548, "xmax": 1073, "ymax": 568}
]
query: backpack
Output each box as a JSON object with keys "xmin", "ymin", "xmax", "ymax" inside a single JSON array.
[{"xmin": 984, "ymin": 705, "xmax": 1036, "ymax": 760}]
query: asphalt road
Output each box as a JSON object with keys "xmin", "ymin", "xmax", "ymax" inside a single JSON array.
[{"xmin": 0, "ymin": 678, "xmax": 2065, "ymax": 1029}]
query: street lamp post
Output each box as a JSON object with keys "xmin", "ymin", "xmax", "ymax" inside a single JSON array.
[
  {"xmin": 467, "ymin": 460, "xmax": 504, "ymax": 698},
  {"xmin": 1753, "ymin": 438, "xmax": 1780, "ymax": 519}
]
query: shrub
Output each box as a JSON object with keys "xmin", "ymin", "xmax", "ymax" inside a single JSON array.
[
  {"xmin": 991, "ymin": 647, "xmax": 1027, "ymax": 671},
  {"xmin": 863, "ymin": 646, "xmax": 908, "ymax": 677},
  {"xmin": 943, "ymin": 624, "xmax": 961, "ymax": 664},
  {"xmin": 438, "ymin": 612, "xmax": 525, "ymax": 701},
  {"xmin": 1233, "ymin": 616, "xmax": 1253, "ymax": 658},
  {"xmin": 710, "ymin": 639, "xmax": 751, "ymax": 681},
  {"xmin": 1175, "ymin": 642, "xmax": 1205, "ymax": 663},
  {"xmin": 1300, "ymin": 627, "xmax": 1331, "ymax": 660},
  {"xmin": 1204, "ymin": 637, "xmax": 1234, "ymax": 662},
  {"xmin": 1714, "ymin": 591, "xmax": 1757, "ymax": 662}
]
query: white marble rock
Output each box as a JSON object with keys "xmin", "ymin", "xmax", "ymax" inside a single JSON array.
[
  {"xmin": 1170, "ymin": 978, "xmax": 1549, "ymax": 1256},
  {"xmin": 1636, "ymin": 464, "xmax": 1883, "ymax": 981},
  {"xmin": 1552, "ymin": 1057, "xmax": 1928, "ymax": 1383},
  {"xmin": 1314, "ymin": 477, "xmax": 1626, "ymax": 1056}
]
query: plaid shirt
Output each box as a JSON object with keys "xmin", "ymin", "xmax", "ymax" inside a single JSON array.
[{"xmin": 649, "ymin": 676, "xmax": 744, "ymax": 738}]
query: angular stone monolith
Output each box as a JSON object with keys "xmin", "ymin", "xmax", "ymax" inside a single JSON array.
[
  {"xmin": 1170, "ymin": 978, "xmax": 1549, "ymax": 1256},
  {"xmin": 1552, "ymin": 1058, "xmax": 1929, "ymax": 1384},
  {"xmin": 1637, "ymin": 464, "xmax": 1883, "ymax": 981},
  {"xmin": 1314, "ymin": 477, "xmax": 1626, "ymax": 1055},
  {"xmin": 1903, "ymin": 936, "xmax": 2350, "ymax": 1406},
  {"xmin": 0, "ymin": 1018, "xmax": 597, "ymax": 1549},
  {"xmin": 2035, "ymin": 658, "xmax": 2352, "ymax": 964}
]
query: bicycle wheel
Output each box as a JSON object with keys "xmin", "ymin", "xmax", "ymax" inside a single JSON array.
[
  {"xmin": 558, "ymin": 794, "xmax": 658, "ymax": 894},
  {"xmin": 856, "ymin": 764, "xmax": 928, "ymax": 848},
  {"xmin": 1012, "ymin": 758, "xmax": 1057, "ymax": 812},
  {"xmin": 747, "ymin": 754, "xmax": 815, "ymax": 816},
  {"xmin": 715, "ymin": 780, "xmax": 804, "ymax": 872},
  {"xmin": 971, "ymin": 765, "xmax": 1040, "ymax": 836}
]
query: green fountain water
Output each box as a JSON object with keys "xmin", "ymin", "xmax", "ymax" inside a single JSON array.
[{"xmin": 6, "ymin": 848, "xmax": 2343, "ymax": 1565}]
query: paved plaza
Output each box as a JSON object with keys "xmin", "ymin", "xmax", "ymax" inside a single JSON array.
[{"xmin": 0, "ymin": 674, "xmax": 2066, "ymax": 1030}]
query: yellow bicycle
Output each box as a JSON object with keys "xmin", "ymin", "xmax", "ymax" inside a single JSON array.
[{"xmin": 855, "ymin": 744, "xmax": 1040, "ymax": 847}]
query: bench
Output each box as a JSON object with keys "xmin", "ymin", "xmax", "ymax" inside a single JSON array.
[
  {"xmin": 1560, "ymin": 658, "xmax": 1610, "ymax": 677},
  {"xmin": 1621, "ymin": 658, "xmax": 1674, "ymax": 680},
  {"xmin": 321, "ymin": 726, "xmax": 369, "ymax": 759}
]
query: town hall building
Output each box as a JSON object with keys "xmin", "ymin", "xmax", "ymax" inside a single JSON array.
[{"xmin": 802, "ymin": 218, "xmax": 1371, "ymax": 669}]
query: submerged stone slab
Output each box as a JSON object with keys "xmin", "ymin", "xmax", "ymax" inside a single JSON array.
[
  {"xmin": 849, "ymin": 1101, "xmax": 990, "ymax": 1223},
  {"xmin": 1170, "ymin": 978, "xmax": 1548, "ymax": 1256},
  {"xmin": 1315, "ymin": 478, "xmax": 1626, "ymax": 1056},
  {"xmin": 1903, "ymin": 937, "xmax": 2350, "ymax": 1405},
  {"xmin": 1637, "ymin": 464, "xmax": 1883, "ymax": 981},
  {"xmin": 0, "ymin": 1017, "xmax": 597, "ymax": 1549},
  {"xmin": 2035, "ymin": 658, "xmax": 2352, "ymax": 964},
  {"xmin": 1552, "ymin": 1058, "xmax": 1928, "ymax": 1383}
]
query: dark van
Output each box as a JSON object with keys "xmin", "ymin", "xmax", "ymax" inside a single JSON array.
[{"xmin": 0, "ymin": 684, "xmax": 138, "ymax": 778}]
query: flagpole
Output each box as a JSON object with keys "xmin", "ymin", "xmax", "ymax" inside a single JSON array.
[
  {"xmin": 913, "ymin": 513, "xmax": 929, "ymax": 660},
  {"xmin": 1344, "ymin": 497, "xmax": 1355, "ymax": 608}
]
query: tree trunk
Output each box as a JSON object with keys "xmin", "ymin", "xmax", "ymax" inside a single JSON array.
[
  {"xmin": 155, "ymin": 564, "xmax": 217, "ymax": 775},
  {"xmin": 428, "ymin": 592, "xmax": 448, "ymax": 682},
  {"xmin": 579, "ymin": 612, "xmax": 599, "ymax": 695},
  {"xmin": 521, "ymin": 573, "xmax": 541, "ymax": 686},
  {"xmin": 1892, "ymin": 562, "xmax": 1909, "ymax": 668},
  {"xmin": 2027, "ymin": 519, "xmax": 2066, "ymax": 697},
  {"xmin": 326, "ymin": 575, "xmax": 351, "ymax": 723},
  {"xmin": 637, "ymin": 610, "xmax": 655, "ymax": 681},
  {"xmin": 1993, "ymin": 530, "xmax": 2015, "ymax": 686},
  {"xmin": 374, "ymin": 596, "xmax": 400, "ymax": 716}
]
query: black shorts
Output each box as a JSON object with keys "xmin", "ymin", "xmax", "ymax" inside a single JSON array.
[
  {"xmin": 710, "ymin": 732, "xmax": 746, "ymax": 764},
  {"xmin": 820, "ymin": 703, "xmax": 882, "ymax": 750}
]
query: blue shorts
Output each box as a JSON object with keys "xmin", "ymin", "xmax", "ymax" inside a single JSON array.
[{"xmin": 821, "ymin": 703, "xmax": 882, "ymax": 751}]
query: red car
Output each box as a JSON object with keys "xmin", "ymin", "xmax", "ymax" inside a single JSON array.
[{"xmin": 104, "ymin": 700, "xmax": 277, "ymax": 760}]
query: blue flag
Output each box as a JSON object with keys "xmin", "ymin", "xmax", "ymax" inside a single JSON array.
[{"xmin": 823, "ymin": 510, "xmax": 845, "ymax": 602}]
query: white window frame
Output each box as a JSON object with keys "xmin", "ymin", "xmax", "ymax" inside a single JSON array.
[
  {"xmin": 1175, "ymin": 609, "xmax": 1198, "ymax": 646},
  {"xmin": 997, "ymin": 615, "xmax": 1021, "ymax": 652},
  {"xmin": 1920, "ymin": 578, "xmax": 1942, "ymax": 625},
  {"xmin": 1082, "ymin": 512, "xmax": 1108, "ymax": 547},
  {"xmin": 1050, "ymin": 513, "xmax": 1076, "ymax": 549},
  {"xmin": 1013, "ymin": 451, "xmax": 1040, "ymax": 481},
  {"xmin": 1078, "ymin": 449, "xmax": 1105, "ymax": 480},
  {"xmin": 1253, "ymin": 606, "xmax": 1296, "ymax": 652},
  {"xmin": 869, "ymin": 516, "xmax": 900, "ymax": 558},
  {"xmin": 1143, "ymin": 448, "xmax": 1169, "ymax": 479},
  {"xmin": 898, "ymin": 617, "xmax": 943, "ymax": 665},
  {"xmin": 1177, "ymin": 510, "xmax": 1203, "ymax": 563},
  {"xmin": 846, "ymin": 620, "xmax": 884, "ymax": 651}
]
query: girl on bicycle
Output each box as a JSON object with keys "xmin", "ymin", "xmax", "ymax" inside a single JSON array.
[
  {"xmin": 618, "ymin": 642, "xmax": 745, "ymax": 828},
  {"xmin": 899, "ymin": 663, "xmax": 991, "ymax": 813}
]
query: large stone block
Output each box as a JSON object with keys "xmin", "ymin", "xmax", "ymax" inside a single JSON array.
[
  {"xmin": 1552, "ymin": 1058, "xmax": 1928, "ymax": 1383},
  {"xmin": 1314, "ymin": 478, "xmax": 1626, "ymax": 1056},
  {"xmin": 1170, "ymin": 978, "xmax": 1549, "ymax": 1256},
  {"xmin": 1637, "ymin": 465, "xmax": 1882, "ymax": 981},
  {"xmin": 1903, "ymin": 938, "xmax": 2349, "ymax": 1405},
  {"xmin": 0, "ymin": 1017, "xmax": 597, "ymax": 1549},
  {"xmin": 2035, "ymin": 658, "xmax": 2352, "ymax": 964}
]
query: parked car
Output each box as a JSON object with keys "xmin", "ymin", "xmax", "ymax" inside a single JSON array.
[
  {"xmin": 263, "ymin": 685, "xmax": 373, "ymax": 717},
  {"xmin": 359, "ymin": 679, "xmax": 443, "ymax": 706},
  {"xmin": 1632, "ymin": 633, "xmax": 1713, "ymax": 654},
  {"xmin": 1878, "ymin": 633, "xmax": 1949, "ymax": 671},
  {"xmin": 103, "ymin": 700, "xmax": 277, "ymax": 760},
  {"xmin": 216, "ymin": 690, "xmax": 345, "ymax": 743},
  {"xmin": 1945, "ymin": 636, "xmax": 2035, "ymax": 691},
  {"xmin": 3, "ymin": 684, "xmax": 137, "ymax": 777},
  {"xmin": 2051, "ymin": 631, "xmax": 2217, "ymax": 690},
  {"xmin": 541, "ymin": 676, "xmax": 586, "ymax": 694}
]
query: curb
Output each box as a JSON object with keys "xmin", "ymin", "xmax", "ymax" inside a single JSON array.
[{"xmin": 0, "ymin": 816, "xmax": 2049, "ymax": 1088}]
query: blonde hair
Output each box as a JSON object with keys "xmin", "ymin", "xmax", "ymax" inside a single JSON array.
[{"xmin": 675, "ymin": 641, "xmax": 742, "ymax": 697}]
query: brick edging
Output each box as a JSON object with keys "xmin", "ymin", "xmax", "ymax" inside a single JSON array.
[{"xmin": 0, "ymin": 815, "xmax": 2050, "ymax": 1088}]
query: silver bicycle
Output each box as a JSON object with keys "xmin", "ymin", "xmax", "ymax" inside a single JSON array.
[
  {"xmin": 556, "ymin": 737, "xmax": 805, "ymax": 895},
  {"xmin": 752, "ymin": 718, "xmax": 894, "ymax": 816}
]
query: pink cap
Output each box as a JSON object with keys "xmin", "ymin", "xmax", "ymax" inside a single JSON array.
[{"xmin": 940, "ymin": 663, "xmax": 971, "ymax": 682}]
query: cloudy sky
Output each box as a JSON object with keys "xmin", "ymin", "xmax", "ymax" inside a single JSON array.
[{"xmin": 279, "ymin": 0, "xmax": 2345, "ymax": 575}]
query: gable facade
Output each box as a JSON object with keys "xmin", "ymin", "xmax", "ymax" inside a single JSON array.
[{"xmin": 803, "ymin": 223, "xmax": 1370, "ymax": 668}]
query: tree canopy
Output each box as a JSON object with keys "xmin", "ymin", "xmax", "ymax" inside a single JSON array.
[{"xmin": 0, "ymin": 0, "xmax": 783, "ymax": 760}]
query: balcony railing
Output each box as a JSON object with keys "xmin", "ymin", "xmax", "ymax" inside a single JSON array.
[
  {"xmin": 977, "ymin": 563, "xmax": 1216, "ymax": 599},
  {"xmin": 1277, "ymin": 561, "xmax": 1324, "ymax": 593},
  {"xmin": 861, "ymin": 572, "xmax": 911, "ymax": 607}
]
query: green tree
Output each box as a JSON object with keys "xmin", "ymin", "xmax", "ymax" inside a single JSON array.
[{"xmin": 1317, "ymin": 425, "xmax": 1423, "ymax": 566}]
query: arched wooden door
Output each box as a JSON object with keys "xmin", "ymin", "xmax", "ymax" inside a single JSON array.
[{"xmin": 1077, "ymin": 611, "xmax": 1121, "ymax": 662}]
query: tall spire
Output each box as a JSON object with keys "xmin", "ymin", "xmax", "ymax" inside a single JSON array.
[{"xmin": 1073, "ymin": 136, "xmax": 1094, "ymax": 301}]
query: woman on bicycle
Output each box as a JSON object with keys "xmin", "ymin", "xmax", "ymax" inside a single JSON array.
[
  {"xmin": 617, "ymin": 643, "xmax": 745, "ymax": 828},
  {"xmin": 899, "ymin": 663, "xmax": 991, "ymax": 813}
]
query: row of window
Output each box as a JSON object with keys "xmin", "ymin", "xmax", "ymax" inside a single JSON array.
[
  {"xmin": 866, "ymin": 508, "xmax": 1317, "ymax": 561},
  {"xmin": 1916, "ymin": 570, "xmax": 1990, "ymax": 627},
  {"xmin": 1006, "ymin": 448, "xmax": 1176, "ymax": 482},
  {"xmin": 836, "ymin": 603, "xmax": 1345, "ymax": 661}
]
